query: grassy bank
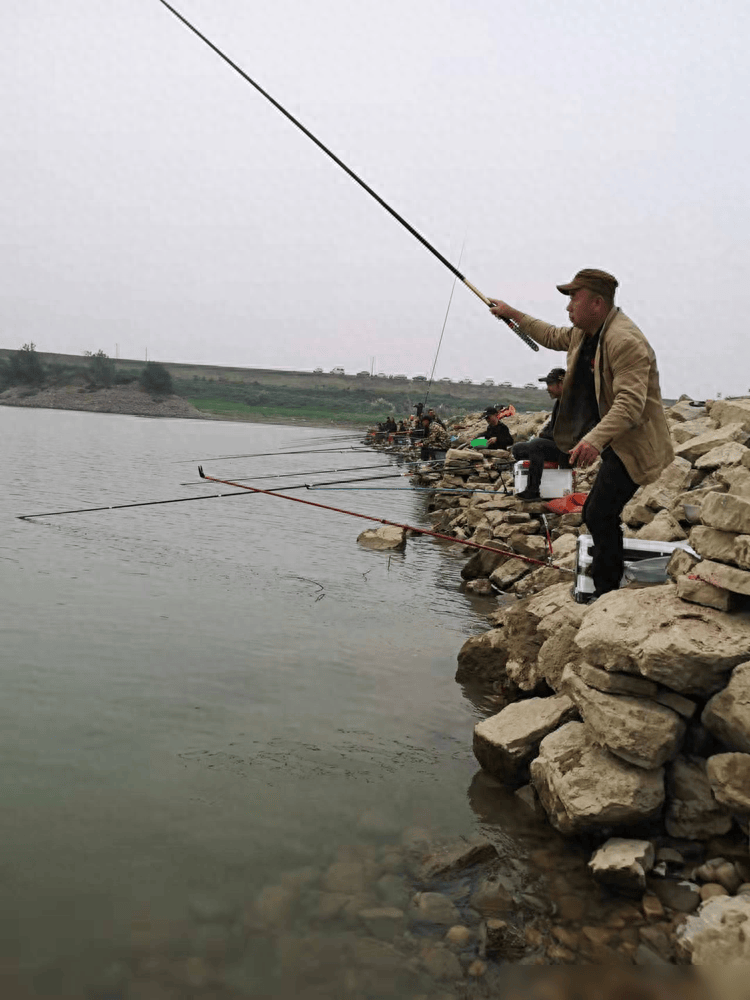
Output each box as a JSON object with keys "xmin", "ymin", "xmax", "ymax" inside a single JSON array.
[{"xmin": 0, "ymin": 346, "xmax": 554, "ymax": 424}]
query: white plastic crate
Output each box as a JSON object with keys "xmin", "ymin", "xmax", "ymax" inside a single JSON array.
[
  {"xmin": 574, "ymin": 534, "xmax": 698, "ymax": 603},
  {"xmin": 513, "ymin": 461, "xmax": 573, "ymax": 499}
]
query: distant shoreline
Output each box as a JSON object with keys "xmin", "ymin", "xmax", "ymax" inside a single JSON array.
[{"xmin": 0, "ymin": 384, "xmax": 367, "ymax": 430}]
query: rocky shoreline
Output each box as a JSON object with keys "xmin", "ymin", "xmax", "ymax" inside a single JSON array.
[{"xmin": 359, "ymin": 398, "xmax": 750, "ymax": 980}]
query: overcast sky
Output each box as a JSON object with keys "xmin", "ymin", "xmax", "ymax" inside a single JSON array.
[{"xmin": 3, "ymin": 0, "xmax": 748, "ymax": 397}]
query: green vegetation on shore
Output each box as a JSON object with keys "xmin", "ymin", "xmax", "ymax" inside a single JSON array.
[{"xmin": 0, "ymin": 345, "xmax": 557, "ymax": 423}]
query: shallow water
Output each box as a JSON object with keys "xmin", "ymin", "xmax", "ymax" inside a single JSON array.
[
  {"xmin": 3, "ymin": 409, "xmax": 520, "ymax": 985},
  {"xmin": 6, "ymin": 407, "xmax": 653, "ymax": 997}
]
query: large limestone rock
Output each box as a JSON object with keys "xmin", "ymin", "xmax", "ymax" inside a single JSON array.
[
  {"xmin": 357, "ymin": 526, "xmax": 406, "ymax": 550},
  {"xmin": 561, "ymin": 667, "xmax": 685, "ymax": 769},
  {"xmin": 735, "ymin": 535, "xmax": 750, "ymax": 569},
  {"xmin": 472, "ymin": 694, "xmax": 577, "ymax": 785},
  {"xmin": 534, "ymin": 598, "xmax": 587, "ymax": 692},
  {"xmin": 635, "ymin": 510, "xmax": 687, "ymax": 542},
  {"xmin": 674, "ymin": 423, "xmax": 749, "ymax": 465},
  {"xmin": 575, "ymin": 661, "xmax": 658, "ymax": 697},
  {"xmin": 530, "ymin": 722, "xmax": 665, "ymax": 834},
  {"xmin": 691, "ymin": 559, "xmax": 750, "ymax": 596},
  {"xmin": 709, "ymin": 397, "xmax": 750, "ymax": 432},
  {"xmin": 701, "ymin": 490, "xmax": 750, "ymax": 534},
  {"xmin": 461, "ymin": 542, "xmax": 511, "ymax": 580},
  {"xmin": 703, "ymin": 662, "xmax": 750, "ymax": 752},
  {"xmin": 665, "ymin": 757, "xmax": 732, "ymax": 839},
  {"xmin": 456, "ymin": 626, "xmax": 510, "ymax": 684},
  {"xmin": 668, "ymin": 399, "xmax": 710, "ymax": 423},
  {"xmin": 695, "ymin": 442, "xmax": 750, "ymax": 471},
  {"xmin": 574, "ymin": 585, "xmax": 750, "ymax": 697},
  {"xmin": 489, "ymin": 558, "xmax": 532, "ymax": 591},
  {"xmin": 588, "ymin": 838, "xmax": 655, "ymax": 895},
  {"xmin": 707, "ymin": 753, "xmax": 750, "ymax": 815},
  {"xmin": 717, "ymin": 467, "xmax": 750, "ymax": 498},
  {"xmin": 677, "ymin": 575, "xmax": 736, "ymax": 612},
  {"xmin": 676, "ymin": 894, "xmax": 750, "ymax": 964},
  {"xmin": 504, "ymin": 582, "xmax": 576, "ymax": 691},
  {"xmin": 689, "ymin": 525, "xmax": 739, "ymax": 564},
  {"xmin": 637, "ymin": 457, "xmax": 694, "ymax": 512}
]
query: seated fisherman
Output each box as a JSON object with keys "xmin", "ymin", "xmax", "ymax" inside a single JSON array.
[
  {"xmin": 427, "ymin": 407, "xmax": 446, "ymax": 429},
  {"xmin": 512, "ymin": 367, "xmax": 568, "ymax": 501},
  {"xmin": 384, "ymin": 416, "xmax": 397, "ymax": 433},
  {"xmin": 483, "ymin": 406, "xmax": 513, "ymax": 450}
]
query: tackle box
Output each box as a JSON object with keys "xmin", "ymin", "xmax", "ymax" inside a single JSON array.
[
  {"xmin": 513, "ymin": 461, "xmax": 573, "ymax": 499},
  {"xmin": 574, "ymin": 534, "xmax": 698, "ymax": 603}
]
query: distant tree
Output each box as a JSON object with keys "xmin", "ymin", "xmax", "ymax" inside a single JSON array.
[
  {"xmin": 140, "ymin": 361, "xmax": 173, "ymax": 395},
  {"xmin": 7, "ymin": 343, "xmax": 45, "ymax": 386},
  {"xmin": 84, "ymin": 349, "xmax": 115, "ymax": 388}
]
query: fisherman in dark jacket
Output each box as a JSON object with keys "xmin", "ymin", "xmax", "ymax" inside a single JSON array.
[
  {"xmin": 512, "ymin": 368, "xmax": 567, "ymax": 500},
  {"xmin": 483, "ymin": 407, "xmax": 514, "ymax": 450}
]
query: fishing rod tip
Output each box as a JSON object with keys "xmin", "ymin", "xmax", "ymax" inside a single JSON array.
[{"xmin": 198, "ymin": 465, "xmax": 206, "ymax": 478}]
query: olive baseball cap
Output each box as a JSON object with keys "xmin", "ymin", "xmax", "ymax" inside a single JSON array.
[
  {"xmin": 556, "ymin": 268, "xmax": 618, "ymax": 299},
  {"xmin": 538, "ymin": 367, "xmax": 566, "ymax": 384}
]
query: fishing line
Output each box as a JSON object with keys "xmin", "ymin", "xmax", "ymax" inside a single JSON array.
[
  {"xmin": 423, "ymin": 239, "xmax": 464, "ymax": 410},
  {"xmin": 153, "ymin": 0, "xmax": 538, "ymax": 353}
]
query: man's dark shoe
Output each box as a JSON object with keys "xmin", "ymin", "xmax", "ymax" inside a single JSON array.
[{"xmin": 515, "ymin": 489, "xmax": 541, "ymax": 501}]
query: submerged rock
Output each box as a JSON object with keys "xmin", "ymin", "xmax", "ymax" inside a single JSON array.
[
  {"xmin": 588, "ymin": 838, "xmax": 655, "ymax": 896},
  {"xmin": 357, "ymin": 525, "xmax": 406, "ymax": 550}
]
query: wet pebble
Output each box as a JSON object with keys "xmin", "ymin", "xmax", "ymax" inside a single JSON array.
[
  {"xmin": 412, "ymin": 892, "xmax": 460, "ymax": 926},
  {"xmin": 444, "ymin": 924, "xmax": 473, "ymax": 948},
  {"xmin": 252, "ymin": 884, "xmax": 296, "ymax": 927},
  {"xmin": 419, "ymin": 944, "xmax": 463, "ymax": 980},
  {"xmin": 323, "ymin": 860, "xmax": 367, "ymax": 894},
  {"xmin": 700, "ymin": 882, "xmax": 729, "ymax": 901},
  {"xmin": 358, "ymin": 906, "xmax": 406, "ymax": 941},
  {"xmin": 377, "ymin": 873, "xmax": 410, "ymax": 908}
]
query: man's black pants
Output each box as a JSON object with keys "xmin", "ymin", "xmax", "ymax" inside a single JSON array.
[
  {"xmin": 511, "ymin": 437, "xmax": 566, "ymax": 493},
  {"xmin": 582, "ymin": 448, "xmax": 639, "ymax": 596}
]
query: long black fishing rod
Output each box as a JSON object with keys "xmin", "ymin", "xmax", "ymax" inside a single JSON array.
[
  {"xmin": 178, "ymin": 460, "xmax": 422, "ymax": 487},
  {"xmin": 17, "ymin": 471, "xmax": 412, "ymax": 521},
  {"xmin": 174, "ymin": 446, "xmax": 372, "ymax": 464},
  {"xmin": 153, "ymin": 0, "xmax": 538, "ymax": 354}
]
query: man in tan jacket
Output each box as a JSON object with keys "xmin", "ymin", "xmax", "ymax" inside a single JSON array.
[{"xmin": 490, "ymin": 269, "xmax": 674, "ymax": 599}]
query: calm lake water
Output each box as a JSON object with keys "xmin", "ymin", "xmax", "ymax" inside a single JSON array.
[{"xmin": 2, "ymin": 406, "xmax": 575, "ymax": 996}]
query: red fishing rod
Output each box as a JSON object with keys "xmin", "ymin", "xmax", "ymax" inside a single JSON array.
[
  {"xmin": 197, "ymin": 467, "xmax": 567, "ymax": 571},
  {"xmin": 153, "ymin": 0, "xmax": 539, "ymax": 354}
]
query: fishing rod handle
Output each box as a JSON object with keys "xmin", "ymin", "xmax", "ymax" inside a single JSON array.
[{"xmin": 461, "ymin": 278, "xmax": 539, "ymax": 352}]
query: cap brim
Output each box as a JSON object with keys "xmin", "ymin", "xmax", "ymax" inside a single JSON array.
[
  {"xmin": 537, "ymin": 377, "xmax": 551, "ymax": 383},
  {"xmin": 556, "ymin": 281, "xmax": 581, "ymax": 294}
]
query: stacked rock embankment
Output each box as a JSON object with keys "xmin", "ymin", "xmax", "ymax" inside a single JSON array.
[{"xmin": 407, "ymin": 396, "xmax": 750, "ymax": 965}]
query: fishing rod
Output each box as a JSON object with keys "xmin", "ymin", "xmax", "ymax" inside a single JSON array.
[
  {"xmin": 174, "ymin": 446, "xmax": 372, "ymax": 464},
  {"xmin": 17, "ymin": 471, "xmax": 416, "ymax": 521},
  {"xmin": 177, "ymin": 455, "xmax": 449, "ymax": 487},
  {"xmin": 197, "ymin": 468, "xmax": 567, "ymax": 571},
  {"xmin": 153, "ymin": 0, "xmax": 539, "ymax": 354},
  {"xmin": 179, "ymin": 461, "xmax": 422, "ymax": 487}
]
